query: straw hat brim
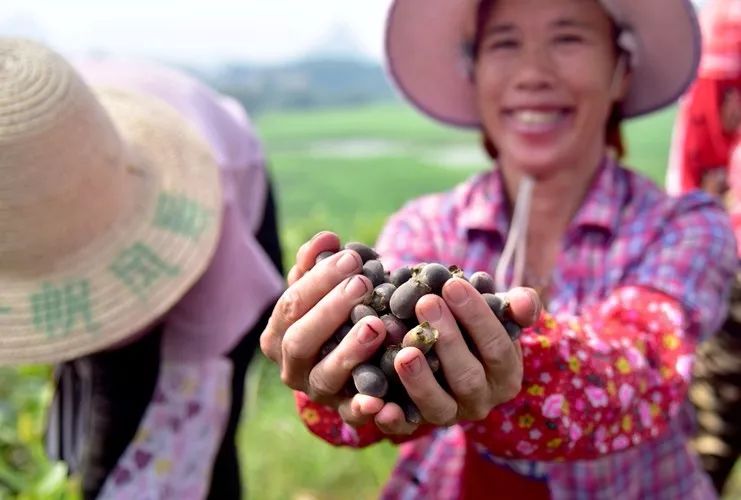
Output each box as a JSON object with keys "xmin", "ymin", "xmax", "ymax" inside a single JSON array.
[
  {"xmin": 0, "ymin": 88, "xmax": 222, "ymax": 364},
  {"xmin": 385, "ymin": 0, "xmax": 701, "ymax": 127}
]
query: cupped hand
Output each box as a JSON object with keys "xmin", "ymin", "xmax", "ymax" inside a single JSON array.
[
  {"xmin": 260, "ymin": 232, "xmax": 388, "ymax": 419},
  {"xmin": 372, "ymin": 281, "xmax": 541, "ymax": 435}
]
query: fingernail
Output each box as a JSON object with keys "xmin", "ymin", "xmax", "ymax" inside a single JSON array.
[
  {"xmin": 420, "ymin": 301, "xmax": 441, "ymax": 323},
  {"xmin": 527, "ymin": 289, "xmax": 541, "ymax": 323},
  {"xmin": 403, "ymin": 356, "xmax": 422, "ymax": 376},
  {"xmin": 337, "ymin": 251, "xmax": 361, "ymax": 274},
  {"xmin": 446, "ymin": 279, "xmax": 469, "ymax": 306},
  {"xmin": 357, "ymin": 322, "xmax": 380, "ymax": 344},
  {"xmin": 344, "ymin": 275, "xmax": 370, "ymax": 297}
]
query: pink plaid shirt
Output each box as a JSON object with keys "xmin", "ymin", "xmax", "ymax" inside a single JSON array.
[{"xmin": 295, "ymin": 156, "xmax": 737, "ymax": 499}]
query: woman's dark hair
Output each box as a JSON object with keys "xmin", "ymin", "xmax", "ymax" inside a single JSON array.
[{"xmin": 473, "ymin": 0, "xmax": 626, "ymax": 160}]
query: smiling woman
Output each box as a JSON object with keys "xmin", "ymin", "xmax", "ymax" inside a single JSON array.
[
  {"xmin": 472, "ymin": 0, "xmax": 627, "ymax": 173},
  {"xmin": 259, "ymin": 0, "xmax": 738, "ymax": 499}
]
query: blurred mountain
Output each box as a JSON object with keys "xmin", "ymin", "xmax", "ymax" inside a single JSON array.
[{"xmin": 196, "ymin": 23, "xmax": 397, "ymax": 114}]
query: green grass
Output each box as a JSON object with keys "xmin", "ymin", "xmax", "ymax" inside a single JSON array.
[
  {"xmin": 239, "ymin": 102, "xmax": 739, "ymax": 500},
  {"xmin": 256, "ymin": 101, "xmax": 476, "ymax": 149}
]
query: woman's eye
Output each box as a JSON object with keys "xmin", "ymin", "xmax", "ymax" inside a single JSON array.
[
  {"xmin": 554, "ymin": 34, "xmax": 584, "ymax": 44},
  {"xmin": 485, "ymin": 39, "xmax": 519, "ymax": 51}
]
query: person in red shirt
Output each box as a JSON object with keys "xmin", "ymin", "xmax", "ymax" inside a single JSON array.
[{"xmin": 667, "ymin": 0, "xmax": 741, "ymax": 198}]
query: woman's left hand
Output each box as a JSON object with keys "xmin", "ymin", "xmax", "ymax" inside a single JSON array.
[{"xmin": 370, "ymin": 281, "xmax": 541, "ymax": 435}]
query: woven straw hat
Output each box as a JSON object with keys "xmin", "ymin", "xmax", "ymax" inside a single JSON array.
[
  {"xmin": 0, "ymin": 38, "xmax": 222, "ymax": 364},
  {"xmin": 385, "ymin": 0, "xmax": 702, "ymax": 127}
]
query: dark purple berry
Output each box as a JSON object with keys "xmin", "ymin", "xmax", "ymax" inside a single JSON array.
[
  {"xmin": 380, "ymin": 345, "xmax": 402, "ymax": 384},
  {"xmin": 350, "ymin": 304, "xmax": 378, "ymax": 324},
  {"xmin": 469, "ymin": 271, "xmax": 495, "ymax": 294},
  {"xmin": 417, "ymin": 263, "xmax": 452, "ymax": 295},
  {"xmin": 399, "ymin": 395, "xmax": 422, "ymax": 424},
  {"xmin": 344, "ymin": 242, "xmax": 379, "ymax": 263},
  {"xmin": 389, "ymin": 266, "xmax": 413, "ymax": 287},
  {"xmin": 367, "ymin": 282, "xmax": 397, "ymax": 313},
  {"xmin": 320, "ymin": 338, "xmax": 339, "ymax": 358},
  {"xmin": 390, "ymin": 279, "xmax": 431, "ymax": 319},
  {"xmin": 483, "ymin": 293, "xmax": 509, "ymax": 320},
  {"xmin": 334, "ymin": 323, "xmax": 353, "ymax": 343},
  {"xmin": 362, "ymin": 259, "xmax": 386, "ymax": 287},
  {"xmin": 503, "ymin": 320, "xmax": 522, "ymax": 341},
  {"xmin": 352, "ymin": 364, "xmax": 388, "ymax": 398},
  {"xmin": 381, "ymin": 314, "xmax": 407, "ymax": 346},
  {"xmin": 314, "ymin": 250, "xmax": 335, "ymax": 265},
  {"xmin": 425, "ymin": 350, "xmax": 441, "ymax": 373}
]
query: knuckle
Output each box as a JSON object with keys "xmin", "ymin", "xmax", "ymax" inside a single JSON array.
[
  {"xmin": 281, "ymin": 328, "xmax": 313, "ymax": 363},
  {"xmin": 466, "ymin": 404, "xmax": 492, "ymax": 422},
  {"xmin": 279, "ymin": 367, "xmax": 305, "ymax": 392},
  {"xmin": 477, "ymin": 329, "xmax": 514, "ymax": 366},
  {"xmin": 277, "ymin": 289, "xmax": 308, "ymax": 325},
  {"xmin": 450, "ymin": 364, "xmax": 486, "ymax": 400},
  {"xmin": 495, "ymin": 377, "xmax": 522, "ymax": 405},
  {"xmin": 308, "ymin": 367, "xmax": 338, "ymax": 399},
  {"xmin": 425, "ymin": 405, "xmax": 456, "ymax": 426}
]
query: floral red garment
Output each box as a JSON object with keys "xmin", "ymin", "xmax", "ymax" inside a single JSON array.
[{"xmin": 296, "ymin": 286, "xmax": 694, "ymax": 460}]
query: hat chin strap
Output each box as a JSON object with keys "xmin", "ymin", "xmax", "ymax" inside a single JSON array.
[
  {"xmin": 494, "ymin": 174, "xmax": 535, "ymax": 291},
  {"xmin": 492, "ymin": 35, "xmax": 628, "ymax": 292}
]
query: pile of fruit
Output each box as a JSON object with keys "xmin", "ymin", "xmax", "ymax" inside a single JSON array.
[{"xmin": 317, "ymin": 242, "xmax": 524, "ymax": 423}]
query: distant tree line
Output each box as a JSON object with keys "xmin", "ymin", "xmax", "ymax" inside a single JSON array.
[{"xmin": 200, "ymin": 58, "xmax": 398, "ymax": 115}]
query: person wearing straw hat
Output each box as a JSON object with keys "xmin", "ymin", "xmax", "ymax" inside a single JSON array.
[
  {"xmin": 0, "ymin": 37, "xmax": 284, "ymax": 499},
  {"xmin": 665, "ymin": 1, "xmax": 741, "ymax": 493},
  {"xmin": 259, "ymin": 0, "xmax": 738, "ymax": 498}
]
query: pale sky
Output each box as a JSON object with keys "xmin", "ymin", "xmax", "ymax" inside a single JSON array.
[
  {"xmin": 0, "ymin": 0, "xmax": 394, "ymax": 66},
  {"xmin": 1, "ymin": 0, "xmax": 706, "ymax": 67}
]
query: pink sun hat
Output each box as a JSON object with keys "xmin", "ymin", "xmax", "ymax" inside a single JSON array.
[{"xmin": 384, "ymin": 0, "xmax": 702, "ymax": 128}]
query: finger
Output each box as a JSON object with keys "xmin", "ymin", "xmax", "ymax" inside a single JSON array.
[
  {"xmin": 338, "ymin": 394, "xmax": 385, "ymax": 428},
  {"xmin": 374, "ymin": 402, "xmax": 418, "ymax": 435},
  {"xmin": 395, "ymin": 347, "xmax": 457, "ymax": 426},
  {"xmin": 260, "ymin": 250, "xmax": 363, "ymax": 365},
  {"xmin": 442, "ymin": 278, "xmax": 518, "ymax": 378},
  {"xmin": 295, "ymin": 231, "xmax": 341, "ymax": 274},
  {"xmin": 505, "ymin": 287, "xmax": 542, "ymax": 326},
  {"xmin": 287, "ymin": 265, "xmax": 304, "ymax": 286},
  {"xmin": 308, "ymin": 317, "xmax": 386, "ymax": 400},
  {"xmin": 416, "ymin": 294, "xmax": 488, "ymax": 418},
  {"xmin": 281, "ymin": 274, "xmax": 373, "ymax": 390}
]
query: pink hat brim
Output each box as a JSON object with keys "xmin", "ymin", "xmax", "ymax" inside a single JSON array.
[{"xmin": 385, "ymin": 0, "xmax": 702, "ymax": 128}]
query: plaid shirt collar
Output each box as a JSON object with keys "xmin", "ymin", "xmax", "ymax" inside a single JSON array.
[{"xmin": 459, "ymin": 155, "xmax": 622, "ymax": 239}]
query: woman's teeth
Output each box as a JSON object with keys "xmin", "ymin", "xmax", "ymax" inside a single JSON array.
[{"xmin": 512, "ymin": 110, "xmax": 562, "ymax": 125}]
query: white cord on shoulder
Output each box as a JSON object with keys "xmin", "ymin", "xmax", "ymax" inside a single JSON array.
[{"xmin": 494, "ymin": 174, "xmax": 535, "ymax": 291}]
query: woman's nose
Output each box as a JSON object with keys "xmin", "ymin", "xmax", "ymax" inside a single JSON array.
[{"xmin": 513, "ymin": 46, "xmax": 556, "ymax": 92}]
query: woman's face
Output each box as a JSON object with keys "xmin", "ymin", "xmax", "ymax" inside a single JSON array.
[{"xmin": 474, "ymin": 0, "xmax": 627, "ymax": 176}]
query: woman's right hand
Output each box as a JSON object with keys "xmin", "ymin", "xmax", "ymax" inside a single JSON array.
[{"xmin": 259, "ymin": 231, "xmax": 389, "ymax": 425}]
